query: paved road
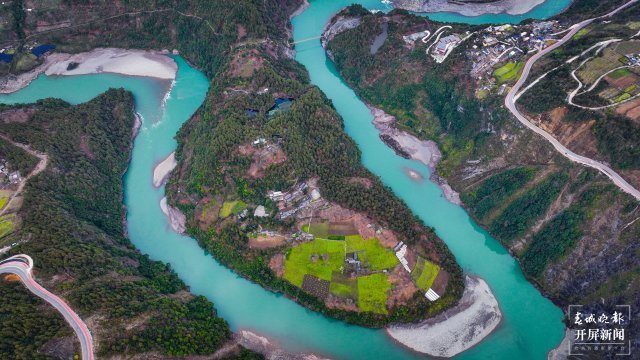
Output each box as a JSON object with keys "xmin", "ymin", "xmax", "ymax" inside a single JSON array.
[
  {"xmin": 506, "ymin": 0, "xmax": 640, "ymax": 201},
  {"xmin": 0, "ymin": 255, "xmax": 94, "ymax": 360}
]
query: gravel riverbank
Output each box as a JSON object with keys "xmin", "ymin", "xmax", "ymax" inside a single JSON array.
[
  {"xmin": 392, "ymin": 0, "xmax": 548, "ymax": 16},
  {"xmin": 1, "ymin": 48, "xmax": 177, "ymax": 94},
  {"xmin": 153, "ymin": 151, "xmax": 177, "ymax": 187},
  {"xmin": 387, "ymin": 275, "xmax": 502, "ymax": 358},
  {"xmin": 369, "ymin": 105, "xmax": 461, "ymax": 204}
]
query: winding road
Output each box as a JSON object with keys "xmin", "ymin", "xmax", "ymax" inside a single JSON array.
[
  {"xmin": 0, "ymin": 134, "xmax": 49, "ymax": 217},
  {"xmin": 0, "ymin": 254, "xmax": 94, "ymax": 360},
  {"xmin": 506, "ymin": 0, "xmax": 640, "ymax": 201}
]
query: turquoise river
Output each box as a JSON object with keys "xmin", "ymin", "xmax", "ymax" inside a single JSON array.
[{"xmin": 0, "ymin": 0, "xmax": 575, "ymax": 358}]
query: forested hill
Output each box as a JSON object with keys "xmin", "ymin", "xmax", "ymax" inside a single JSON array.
[{"xmin": 0, "ymin": 91, "xmax": 235, "ymax": 359}]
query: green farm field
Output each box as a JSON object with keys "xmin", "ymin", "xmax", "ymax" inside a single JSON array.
[
  {"xmin": 494, "ymin": 61, "xmax": 524, "ymax": 84},
  {"xmin": 283, "ymin": 239, "xmax": 345, "ymax": 287},
  {"xmin": 0, "ymin": 214, "xmax": 15, "ymax": 239},
  {"xmin": 357, "ymin": 274, "xmax": 391, "ymax": 314},
  {"xmin": 219, "ymin": 200, "xmax": 246, "ymax": 218},
  {"xmin": 345, "ymin": 235, "xmax": 398, "ymax": 271},
  {"xmin": 411, "ymin": 257, "xmax": 440, "ymax": 291}
]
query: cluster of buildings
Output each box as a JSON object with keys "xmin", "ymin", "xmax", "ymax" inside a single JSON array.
[
  {"xmin": 469, "ymin": 21, "xmax": 561, "ymax": 81},
  {"xmin": 0, "ymin": 162, "xmax": 21, "ymax": 187},
  {"xmin": 267, "ymin": 181, "xmax": 323, "ymax": 220}
]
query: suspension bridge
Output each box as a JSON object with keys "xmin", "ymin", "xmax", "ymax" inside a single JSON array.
[{"xmin": 290, "ymin": 35, "xmax": 322, "ymax": 45}]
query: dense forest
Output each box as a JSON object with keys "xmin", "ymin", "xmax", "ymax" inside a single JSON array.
[
  {"xmin": 325, "ymin": 4, "xmax": 639, "ymax": 336},
  {"xmin": 0, "ymin": 92, "xmax": 241, "ymax": 358},
  {"xmin": 0, "ymin": 136, "xmax": 37, "ymax": 175}
]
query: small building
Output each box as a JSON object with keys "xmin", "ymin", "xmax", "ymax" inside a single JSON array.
[
  {"xmin": 254, "ymin": 205, "xmax": 268, "ymax": 217},
  {"xmin": 425, "ymin": 288, "xmax": 440, "ymax": 301},
  {"xmin": 434, "ymin": 35, "xmax": 460, "ymax": 56},
  {"xmin": 268, "ymin": 190, "xmax": 284, "ymax": 201},
  {"xmin": 300, "ymin": 232, "xmax": 314, "ymax": 241},
  {"xmin": 310, "ymin": 189, "xmax": 321, "ymax": 200},
  {"xmin": 483, "ymin": 36, "xmax": 498, "ymax": 47},
  {"xmin": 8, "ymin": 171, "xmax": 20, "ymax": 183}
]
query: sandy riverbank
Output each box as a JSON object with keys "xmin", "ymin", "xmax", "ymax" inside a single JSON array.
[
  {"xmin": 387, "ymin": 275, "xmax": 502, "ymax": 358},
  {"xmin": 0, "ymin": 48, "xmax": 177, "ymax": 94},
  {"xmin": 160, "ymin": 197, "xmax": 186, "ymax": 234},
  {"xmin": 153, "ymin": 151, "xmax": 177, "ymax": 187},
  {"xmin": 290, "ymin": 0, "xmax": 310, "ymax": 20},
  {"xmin": 215, "ymin": 330, "xmax": 330, "ymax": 360},
  {"xmin": 392, "ymin": 0, "xmax": 549, "ymax": 16},
  {"xmin": 369, "ymin": 105, "xmax": 461, "ymax": 204}
]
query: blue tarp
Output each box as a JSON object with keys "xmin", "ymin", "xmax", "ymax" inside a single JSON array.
[
  {"xmin": 0, "ymin": 53, "xmax": 13, "ymax": 63},
  {"xmin": 31, "ymin": 44, "xmax": 56, "ymax": 57},
  {"xmin": 267, "ymin": 98, "xmax": 294, "ymax": 118}
]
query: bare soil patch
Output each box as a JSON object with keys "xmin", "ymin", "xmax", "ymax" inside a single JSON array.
[
  {"xmin": 616, "ymin": 97, "xmax": 640, "ymax": 123},
  {"xmin": 317, "ymin": 203, "xmax": 399, "ymax": 248},
  {"xmin": 431, "ymin": 269, "xmax": 450, "ymax": 295},
  {"xmin": 0, "ymin": 108, "xmax": 35, "ymax": 123},
  {"xmin": 79, "ymin": 134, "xmax": 94, "ymax": 159},
  {"xmin": 228, "ymin": 49, "xmax": 264, "ymax": 78},
  {"xmin": 606, "ymin": 73, "xmax": 638, "ymax": 90},
  {"xmin": 269, "ymin": 253, "xmax": 284, "ymax": 278},
  {"xmin": 387, "ymin": 265, "xmax": 418, "ymax": 307},
  {"xmin": 238, "ymin": 143, "xmax": 286, "ymax": 178},
  {"xmin": 248, "ymin": 234, "xmax": 286, "ymax": 249},
  {"xmin": 347, "ymin": 176, "xmax": 372, "ymax": 189},
  {"xmin": 539, "ymin": 107, "xmax": 600, "ymax": 159}
]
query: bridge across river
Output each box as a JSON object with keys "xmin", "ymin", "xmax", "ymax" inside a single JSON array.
[{"xmin": 290, "ymin": 35, "xmax": 321, "ymax": 45}]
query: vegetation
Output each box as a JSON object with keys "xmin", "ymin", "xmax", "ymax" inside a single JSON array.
[
  {"xmin": 490, "ymin": 172, "xmax": 568, "ymax": 242},
  {"xmin": 461, "ymin": 166, "xmax": 538, "ymax": 221},
  {"xmin": 284, "ymin": 239, "xmax": 345, "ymax": 287},
  {"xmin": 302, "ymin": 222, "xmax": 329, "ymax": 238},
  {"xmin": 522, "ymin": 185, "xmax": 608, "ymax": 278},
  {"xmin": 324, "ymin": 7, "xmax": 640, "ymax": 324},
  {"xmin": 592, "ymin": 114, "xmax": 640, "ymax": 169},
  {"xmin": 166, "ymin": 17, "xmax": 464, "ymax": 325},
  {"xmin": 2, "ymin": 0, "xmax": 463, "ymax": 342},
  {"xmin": 0, "ymin": 196, "xmax": 8, "ymax": 210},
  {"xmin": 357, "ymin": 273, "xmax": 391, "ymax": 314},
  {"xmin": 345, "ymin": 235, "xmax": 398, "ymax": 271},
  {"xmin": 494, "ymin": 61, "xmax": 524, "ymax": 83},
  {"xmin": 0, "ymin": 136, "xmax": 38, "ymax": 175},
  {"xmin": 0, "ymin": 92, "xmax": 232, "ymax": 358},
  {"xmin": 220, "ymin": 200, "xmax": 247, "ymax": 218},
  {"xmin": 0, "ymin": 214, "xmax": 15, "ymax": 238},
  {"xmin": 411, "ymin": 257, "xmax": 440, "ymax": 291},
  {"xmin": 0, "ymin": 281, "xmax": 71, "ymax": 359}
]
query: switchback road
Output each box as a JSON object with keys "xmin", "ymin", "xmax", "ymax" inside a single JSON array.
[{"xmin": 506, "ymin": 0, "xmax": 640, "ymax": 201}]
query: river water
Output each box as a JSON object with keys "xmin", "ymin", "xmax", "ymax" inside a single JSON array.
[{"xmin": 0, "ymin": 1, "xmax": 572, "ymax": 358}]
